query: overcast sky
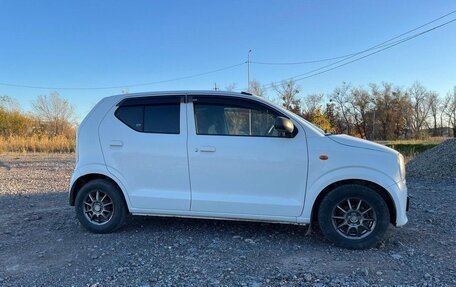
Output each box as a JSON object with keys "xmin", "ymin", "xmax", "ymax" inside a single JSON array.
[{"xmin": 1, "ymin": 0, "xmax": 455, "ymax": 121}]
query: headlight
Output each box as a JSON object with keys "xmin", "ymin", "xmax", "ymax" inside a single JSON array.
[{"xmin": 398, "ymin": 154, "xmax": 406, "ymax": 179}]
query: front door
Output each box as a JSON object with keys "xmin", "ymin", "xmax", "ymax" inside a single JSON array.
[{"xmin": 187, "ymin": 96, "xmax": 308, "ymax": 217}]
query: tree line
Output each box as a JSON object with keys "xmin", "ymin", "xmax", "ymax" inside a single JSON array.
[
  {"xmin": 0, "ymin": 92, "xmax": 75, "ymax": 139},
  {"xmin": 1, "ymin": 80, "xmax": 455, "ymax": 143},
  {"xmin": 241, "ymin": 80, "xmax": 456, "ymax": 140}
]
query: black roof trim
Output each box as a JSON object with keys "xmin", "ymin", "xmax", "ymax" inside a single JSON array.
[{"xmin": 117, "ymin": 95, "xmax": 182, "ymax": 107}]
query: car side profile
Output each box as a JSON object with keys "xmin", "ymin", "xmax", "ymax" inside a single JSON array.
[{"xmin": 69, "ymin": 91, "xmax": 409, "ymax": 249}]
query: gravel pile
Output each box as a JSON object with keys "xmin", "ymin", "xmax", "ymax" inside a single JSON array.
[
  {"xmin": 0, "ymin": 154, "xmax": 455, "ymax": 286},
  {"xmin": 406, "ymin": 139, "xmax": 456, "ymax": 180}
]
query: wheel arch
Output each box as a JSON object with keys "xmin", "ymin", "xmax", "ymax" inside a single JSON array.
[
  {"xmin": 69, "ymin": 173, "xmax": 129, "ymax": 211},
  {"xmin": 310, "ymin": 179, "xmax": 397, "ymax": 226}
]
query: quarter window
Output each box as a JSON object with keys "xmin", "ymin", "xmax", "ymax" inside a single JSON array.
[
  {"xmin": 115, "ymin": 106, "xmax": 143, "ymax": 132},
  {"xmin": 144, "ymin": 104, "xmax": 180, "ymax": 134},
  {"xmin": 115, "ymin": 97, "xmax": 180, "ymax": 134}
]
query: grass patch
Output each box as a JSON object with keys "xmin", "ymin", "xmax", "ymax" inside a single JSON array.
[
  {"xmin": 0, "ymin": 135, "xmax": 75, "ymax": 153},
  {"xmin": 377, "ymin": 137, "xmax": 447, "ymax": 158},
  {"xmin": 385, "ymin": 143, "xmax": 438, "ymax": 158}
]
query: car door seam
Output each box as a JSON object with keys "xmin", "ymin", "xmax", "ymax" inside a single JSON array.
[{"xmin": 185, "ymin": 94, "xmax": 193, "ymax": 211}]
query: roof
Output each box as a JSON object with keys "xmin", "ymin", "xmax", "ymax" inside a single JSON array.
[{"xmin": 112, "ymin": 90, "xmax": 253, "ymax": 98}]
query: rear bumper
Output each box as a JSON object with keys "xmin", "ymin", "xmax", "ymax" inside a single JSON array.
[{"xmin": 68, "ymin": 169, "xmax": 80, "ymax": 206}]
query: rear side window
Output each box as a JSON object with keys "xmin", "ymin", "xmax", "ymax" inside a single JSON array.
[
  {"xmin": 115, "ymin": 96, "xmax": 180, "ymax": 134},
  {"xmin": 144, "ymin": 105, "xmax": 179, "ymax": 133},
  {"xmin": 115, "ymin": 106, "xmax": 143, "ymax": 131}
]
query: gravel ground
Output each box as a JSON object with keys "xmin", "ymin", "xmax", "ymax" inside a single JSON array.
[
  {"xmin": 0, "ymin": 153, "xmax": 455, "ymax": 287},
  {"xmin": 406, "ymin": 139, "xmax": 456, "ymax": 180}
]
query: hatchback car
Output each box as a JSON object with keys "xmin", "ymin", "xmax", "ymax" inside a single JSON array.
[{"xmin": 69, "ymin": 91, "xmax": 409, "ymax": 249}]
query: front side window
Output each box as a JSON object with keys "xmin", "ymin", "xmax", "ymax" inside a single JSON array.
[
  {"xmin": 194, "ymin": 98, "xmax": 291, "ymax": 137},
  {"xmin": 115, "ymin": 96, "xmax": 180, "ymax": 134}
]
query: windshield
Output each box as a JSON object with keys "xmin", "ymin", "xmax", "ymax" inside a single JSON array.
[
  {"xmin": 294, "ymin": 116, "xmax": 326, "ymax": 135},
  {"xmin": 305, "ymin": 119, "xmax": 326, "ymax": 134}
]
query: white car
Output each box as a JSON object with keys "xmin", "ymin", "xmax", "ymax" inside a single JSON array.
[{"xmin": 69, "ymin": 91, "xmax": 409, "ymax": 249}]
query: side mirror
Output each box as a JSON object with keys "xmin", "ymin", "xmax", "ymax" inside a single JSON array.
[{"xmin": 274, "ymin": 116, "xmax": 294, "ymax": 134}]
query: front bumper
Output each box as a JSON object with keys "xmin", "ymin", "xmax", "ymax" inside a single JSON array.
[{"xmin": 389, "ymin": 178, "xmax": 408, "ymax": 226}]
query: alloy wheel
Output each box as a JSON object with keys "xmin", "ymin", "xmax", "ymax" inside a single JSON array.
[
  {"xmin": 83, "ymin": 190, "xmax": 114, "ymax": 225},
  {"xmin": 331, "ymin": 198, "xmax": 377, "ymax": 239}
]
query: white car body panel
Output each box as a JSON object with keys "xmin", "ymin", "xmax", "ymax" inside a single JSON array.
[
  {"xmin": 98, "ymin": 102, "xmax": 191, "ymax": 211},
  {"xmin": 70, "ymin": 90, "xmax": 408, "ymax": 227},
  {"xmin": 186, "ymin": 102, "xmax": 308, "ymax": 217}
]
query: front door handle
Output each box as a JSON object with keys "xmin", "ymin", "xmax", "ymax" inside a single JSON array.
[
  {"xmin": 109, "ymin": 140, "xmax": 124, "ymax": 147},
  {"xmin": 199, "ymin": 146, "xmax": 216, "ymax": 152}
]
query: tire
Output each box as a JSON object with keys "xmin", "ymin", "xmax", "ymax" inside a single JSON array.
[
  {"xmin": 318, "ymin": 184, "xmax": 390, "ymax": 250},
  {"xmin": 75, "ymin": 179, "xmax": 127, "ymax": 233}
]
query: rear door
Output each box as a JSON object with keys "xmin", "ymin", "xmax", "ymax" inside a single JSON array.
[
  {"xmin": 99, "ymin": 95, "xmax": 191, "ymax": 211},
  {"xmin": 187, "ymin": 96, "xmax": 308, "ymax": 217}
]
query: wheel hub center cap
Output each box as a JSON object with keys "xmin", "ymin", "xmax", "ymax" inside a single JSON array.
[
  {"xmin": 349, "ymin": 213, "xmax": 359, "ymax": 223},
  {"xmin": 93, "ymin": 203, "xmax": 102, "ymax": 212}
]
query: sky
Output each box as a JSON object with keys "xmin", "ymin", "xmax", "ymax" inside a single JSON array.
[{"xmin": 1, "ymin": 0, "xmax": 456, "ymax": 121}]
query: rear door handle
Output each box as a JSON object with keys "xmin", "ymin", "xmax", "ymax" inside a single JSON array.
[
  {"xmin": 109, "ymin": 140, "xmax": 124, "ymax": 147},
  {"xmin": 199, "ymin": 146, "xmax": 216, "ymax": 152}
]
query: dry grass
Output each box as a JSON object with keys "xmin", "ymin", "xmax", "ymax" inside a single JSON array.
[
  {"xmin": 376, "ymin": 137, "xmax": 448, "ymax": 146},
  {"xmin": 0, "ymin": 135, "xmax": 75, "ymax": 153}
]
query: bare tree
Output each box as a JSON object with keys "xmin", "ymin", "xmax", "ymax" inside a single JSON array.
[
  {"xmin": 443, "ymin": 87, "xmax": 456, "ymax": 137},
  {"xmin": 302, "ymin": 94, "xmax": 324, "ymax": 116},
  {"xmin": 225, "ymin": 83, "xmax": 237, "ymax": 92},
  {"xmin": 32, "ymin": 92, "xmax": 75, "ymax": 136},
  {"xmin": 248, "ymin": 80, "xmax": 266, "ymax": 98},
  {"xmin": 330, "ymin": 82, "xmax": 352, "ymax": 135},
  {"xmin": 428, "ymin": 91, "xmax": 440, "ymax": 136},
  {"xmin": 272, "ymin": 80, "xmax": 302, "ymax": 114},
  {"xmin": 407, "ymin": 82, "xmax": 431, "ymax": 138},
  {"xmin": 348, "ymin": 87, "xmax": 372, "ymax": 139},
  {"xmin": 0, "ymin": 96, "xmax": 20, "ymax": 112},
  {"xmin": 369, "ymin": 83, "xmax": 410, "ymax": 140},
  {"xmin": 439, "ymin": 99, "xmax": 447, "ymax": 136}
]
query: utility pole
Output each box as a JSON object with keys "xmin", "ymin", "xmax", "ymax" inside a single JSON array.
[
  {"xmin": 247, "ymin": 49, "xmax": 252, "ymax": 91},
  {"xmin": 213, "ymin": 83, "xmax": 218, "ymax": 91}
]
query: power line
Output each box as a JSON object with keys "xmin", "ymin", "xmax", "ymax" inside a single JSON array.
[
  {"xmin": 251, "ymin": 9, "xmax": 456, "ymax": 66},
  {"xmin": 0, "ymin": 62, "xmax": 246, "ymax": 90},
  {"xmin": 259, "ymin": 17, "xmax": 456, "ymax": 90},
  {"xmin": 252, "ymin": 54, "xmax": 360, "ymax": 65},
  {"xmin": 1, "ymin": 10, "xmax": 455, "ymax": 92}
]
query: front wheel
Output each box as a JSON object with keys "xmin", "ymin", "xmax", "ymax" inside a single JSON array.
[
  {"xmin": 75, "ymin": 179, "xmax": 127, "ymax": 233},
  {"xmin": 318, "ymin": 184, "xmax": 390, "ymax": 249}
]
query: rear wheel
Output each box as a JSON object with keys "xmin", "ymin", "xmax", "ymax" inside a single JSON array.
[
  {"xmin": 318, "ymin": 184, "xmax": 390, "ymax": 249},
  {"xmin": 75, "ymin": 179, "xmax": 127, "ymax": 233}
]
